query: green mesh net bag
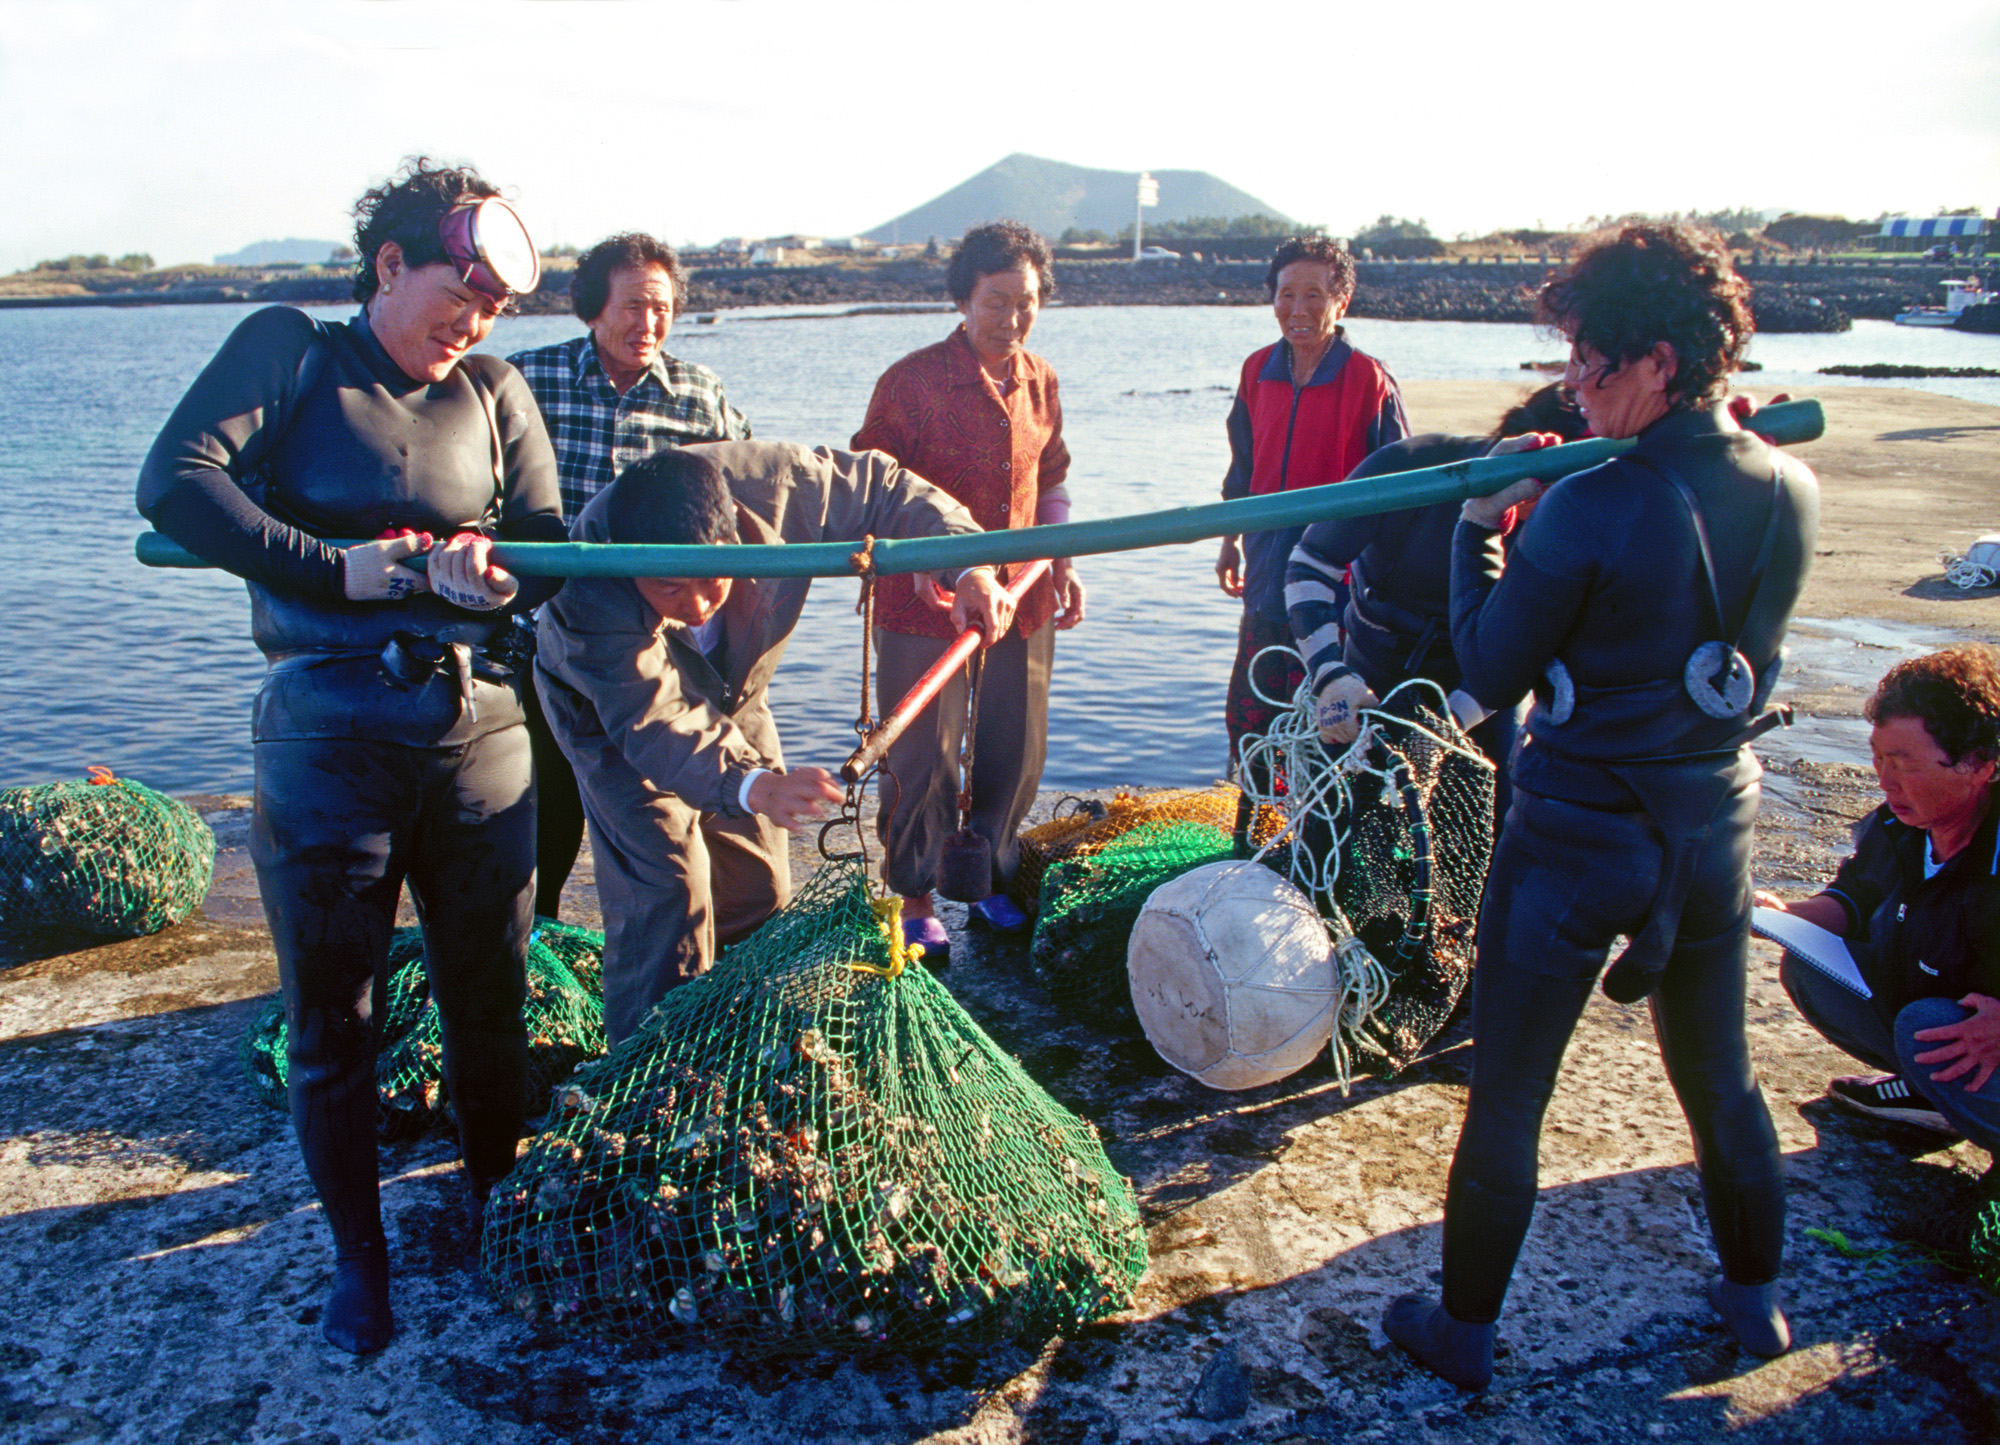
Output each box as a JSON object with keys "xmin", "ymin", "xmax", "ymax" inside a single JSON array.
[
  {"xmin": 243, "ymin": 918, "xmax": 607, "ymax": 1137},
  {"xmin": 1030, "ymin": 819, "xmax": 1236, "ymax": 1028},
  {"xmin": 480, "ymin": 860, "xmax": 1146, "ymax": 1351},
  {"xmin": 1325, "ymin": 705, "xmax": 1492, "ymax": 1071},
  {"xmin": 0, "ymin": 773, "xmax": 216, "ymax": 937},
  {"xmin": 1008, "ymin": 786, "xmax": 1282, "ymax": 914}
]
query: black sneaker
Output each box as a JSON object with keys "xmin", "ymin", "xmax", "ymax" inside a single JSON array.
[{"xmin": 1828, "ymin": 1074, "xmax": 1957, "ymax": 1135}]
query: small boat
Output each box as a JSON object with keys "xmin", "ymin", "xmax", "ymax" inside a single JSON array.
[{"xmin": 1895, "ymin": 278, "xmax": 1989, "ymax": 327}]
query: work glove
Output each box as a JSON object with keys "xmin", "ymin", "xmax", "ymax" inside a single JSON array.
[
  {"xmin": 340, "ymin": 534, "xmax": 429, "ymax": 602},
  {"xmin": 1315, "ymin": 665, "xmax": 1379, "ymax": 747},
  {"xmin": 1461, "ymin": 433, "xmax": 1559, "ymax": 529},
  {"xmin": 428, "ymin": 532, "xmax": 519, "ymax": 613},
  {"xmin": 1461, "ymin": 477, "xmax": 1547, "ymax": 531}
]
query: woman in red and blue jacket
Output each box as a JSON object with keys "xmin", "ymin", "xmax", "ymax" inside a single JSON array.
[{"xmin": 1214, "ymin": 236, "xmax": 1406, "ymax": 774}]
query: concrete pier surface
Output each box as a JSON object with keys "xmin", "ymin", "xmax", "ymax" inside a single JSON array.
[{"xmin": 4, "ymin": 383, "xmax": 1997, "ymax": 1442}]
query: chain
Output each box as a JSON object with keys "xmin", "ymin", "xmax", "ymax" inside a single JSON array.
[
  {"xmin": 821, "ymin": 536, "xmax": 880, "ymax": 874},
  {"xmin": 957, "ymin": 645, "xmax": 986, "ymax": 824},
  {"xmin": 850, "ymin": 535, "xmax": 877, "ymax": 747}
]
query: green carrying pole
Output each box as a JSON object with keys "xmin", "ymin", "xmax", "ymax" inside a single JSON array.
[{"xmin": 135, "ymin": 398, "xmax": 1823, "ymax": 580}]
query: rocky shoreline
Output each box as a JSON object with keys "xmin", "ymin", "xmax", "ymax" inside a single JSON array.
[
  {"xmin": 6, "ymin": 257, "xmax": 1993, "ymax": 334},
  {"xmin": 3, "ymin": 753, "xmax": 1995, "ymax": 1444},
  {"xmin": 670, "ymin": 258, "xmax": 1995, "ymax": 335}
]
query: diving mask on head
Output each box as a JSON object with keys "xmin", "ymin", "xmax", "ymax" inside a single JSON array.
[{"xmin": 438, "ymin": 198, "xmax": 540, "ymax": 305}]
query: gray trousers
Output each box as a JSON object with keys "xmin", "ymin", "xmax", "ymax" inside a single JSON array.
[
  {"xmin": 579, "ymin": 780, "xmax": 788, "ymax": 1044},
  {"xmin": 875, "ymin": 621, "xmax": 1054, "ymax": 899},
  {"xmin": 548, "ymin": 695, "xmax": 791, "ymax": 1045}
]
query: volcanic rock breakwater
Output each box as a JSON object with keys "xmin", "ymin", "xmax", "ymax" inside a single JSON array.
[{"xmin": 16, "ymin": 257, "xmax": 1994, "ymax": 334}]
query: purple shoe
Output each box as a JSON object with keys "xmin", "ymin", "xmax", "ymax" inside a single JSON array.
[
  {"xmin": 902, "ymin": 915, "xmax": 950, "ymax": 963},
  {"xmin": 968, "ymin": 894, "xmax": 1031, "ymax": 935}
]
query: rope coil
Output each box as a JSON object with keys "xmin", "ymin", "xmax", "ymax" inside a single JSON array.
[{"xmin": 1941, "ymin": 549, "xmax": 1999, "ymax": 590}]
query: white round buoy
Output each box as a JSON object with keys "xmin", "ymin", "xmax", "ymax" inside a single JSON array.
[{"xmin": 1128, "ymin": 860, "xmax": 1337, "ymax": 1090}]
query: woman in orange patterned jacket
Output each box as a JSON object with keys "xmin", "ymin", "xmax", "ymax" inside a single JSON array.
[{"xmin": 852, "ymin": 221, "xmax": 1085, "ymax": 957}]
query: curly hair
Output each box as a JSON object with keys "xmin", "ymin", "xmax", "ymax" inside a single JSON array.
[
  {"xmin": 1867, "ymin": 645, "xmax": 2000, "ymax": 768},
  {"xmin": 1490, "ymin": 382, "xmax": 1590, "ymax": 444},
  {"xmin": 1537, "ymin": 221, "xmax": 1751, "ymax": 409},
  {"xmin": 1265, "ymin": 235, "xmax": 1356, "ymax": 305},
  {"xmin": 351, "ymin": 157, "xmax": 500, "ymax": 303},
  {"xmin": 946, "ymin": 221, "xmax": 1055, "ymax": 305},
  {"xmin": 571, "ymin": 233, "xmax": 683, "ymax": 323}
]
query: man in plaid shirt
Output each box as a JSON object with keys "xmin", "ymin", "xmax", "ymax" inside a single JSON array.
[
  {"xmin": 509, "ymin": 232, "xmax": 752, "ymax": 918},
  {"xmin": 509, "ymin": 232, "xmax": 752, "ymax": 523}
]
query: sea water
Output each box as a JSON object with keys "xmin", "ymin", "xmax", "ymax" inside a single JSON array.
[{"xmin": 2, "ymin": 302, "xmax": 1994, "ymax": 794}]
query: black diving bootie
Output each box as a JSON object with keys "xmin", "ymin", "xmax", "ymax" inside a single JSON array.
[
  {"xmin": 1707, "ymin": 1274, "xmax": 1791, "ymax": 1358},
  {"xmin": 1383, "ymin": 1293, "xmax": 1494, "ymax": 1390},
  {"xmin": 467, "ymin": 1170, "xmax": 505, "ymax": 1261},
  {"xmin": 323, "ymin": 1240, "xmax": 394, "ymax": 1355}
]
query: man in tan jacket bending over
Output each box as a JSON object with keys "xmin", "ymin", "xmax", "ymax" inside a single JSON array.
[{"xmin": 536, "ymin": 442, "xmax": 1012, "ymax": 1042}]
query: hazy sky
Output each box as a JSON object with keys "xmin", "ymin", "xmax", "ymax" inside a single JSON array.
[{"xmin": 3, "ymin": 0, "xmax": 1996, "ymax": 272}]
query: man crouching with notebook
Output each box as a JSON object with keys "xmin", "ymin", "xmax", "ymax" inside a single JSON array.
[{"xmin": 1757, "ymin": 645, "xmax": 2000, "ymax": 1209}]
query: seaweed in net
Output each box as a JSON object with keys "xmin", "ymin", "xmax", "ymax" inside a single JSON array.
[
  {"xmin": 242, "ymin": 917, "xmax": 607, "ymax": 1138},
  {"xmin": 479, "ymin": 859, "xmax": 1146, "ymax": 1351},
  {"xmin": 1970, "ymin": 1199, "xmax": 2000, "ymax": 1295},
  {"xmin": 0, "ymin": 772, "xmax": 215, "ymax": 937}
]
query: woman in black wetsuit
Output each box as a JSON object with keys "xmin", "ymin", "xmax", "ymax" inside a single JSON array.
[
  {"xmin": 1383, "ymin": 223, "xmax": 1820, "ymax": 1388},
  {"xmin": 137, "ymin": 159, "xmax": 567, "ymax": 1354}
]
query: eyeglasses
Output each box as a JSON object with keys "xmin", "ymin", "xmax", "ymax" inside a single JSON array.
[
  {"xmin": 438, "ymin": 198, "xmax": 540, "ymax": 306},
  {"xmin": 1564, "ymin": 343, "xmax": 1619, "ymax": 393}
]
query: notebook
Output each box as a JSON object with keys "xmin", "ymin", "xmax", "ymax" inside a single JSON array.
[{"xmin": 1751, "ymin": 908, "xmax": 1871, "ymax": 998}]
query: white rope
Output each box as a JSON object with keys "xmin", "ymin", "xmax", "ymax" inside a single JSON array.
[
  {"xmin": 1940, "ymin": 551, "xmax": 1999, "ymax": 590},
  {"xmin": 1232, "ymin": 645, "xmax": 1404, "ymax": 1090}
]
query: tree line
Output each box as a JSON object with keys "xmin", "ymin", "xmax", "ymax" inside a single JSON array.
[{"xmin": 28, "ymin": 253, "xmax": 155, "ymax": 273}]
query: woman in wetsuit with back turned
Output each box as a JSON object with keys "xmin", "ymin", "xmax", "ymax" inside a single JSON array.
[
  {"xmin": 1383, "ymin": 222, "xmax": 1820, "ymax": 1389},
  {"xmin": 137, "ymin": 159, "xmax": 567, "ymax": 1354}
]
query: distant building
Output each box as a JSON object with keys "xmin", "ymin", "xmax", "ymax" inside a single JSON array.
[{"xmin": 1873, "ymin": 216, "xmax": 1991, "ymax": 255}]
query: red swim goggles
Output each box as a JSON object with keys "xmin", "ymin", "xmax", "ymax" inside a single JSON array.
[{"xmin": 438, "ymin": 198, "xmax": 540, "ymax": 305}]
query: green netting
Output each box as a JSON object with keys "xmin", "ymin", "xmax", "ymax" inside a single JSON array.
[
  {"xmin": 1232, "ymin": 676, "xmax": 1495, "ymax": 1078},
  {"xmin": 1030, "ymin": 819, "xmax": 1236, "ymax": 1028},
  {"xmin": 0, "ymin": 776, "xmax": 215, "ymax": 937},
  {"xmin": 242, "ymin": 918, "xmax": 607, "ymax": 1137},
  {"xmin": 1008, "ymin": 785, "xmax": 1282, "ymax": 914},
  {"xmin": 1970, "ymin": 1199, "xmax": 2000, "ymax": 1294},
  {"xmin": 1322, "ymin": 706, "xmax": 1493, "ymax": 1073},
  {"xmin": 480, "ymin": 860, "xmax": 1146, "ymax": 1351}
]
